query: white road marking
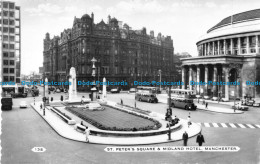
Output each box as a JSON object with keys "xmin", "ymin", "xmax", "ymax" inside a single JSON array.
[
  {"xmin": 220, "ymin": 123, "xmax": 228, "ymax": 128},
  {"xmin": 197, "ymin": 123, "xmax": 201, "ymax": 126},
  {"xmin": 212, "ymin": 123, "xmax": 219, "ymax": 128},
  {"xmin": 229, "ymin": 123, "xmax": 237, "ymax": 128},
  {"xmin": 204, "ymin": 123, "xmax": 210, "ymax": 127},
  {"xmin": 246, "ymin": 124, "xmax": 255, "ymax": 129},
  {"xmin": 255, "ymin": 124, "xmax": 260, "ymax": 128},
  {"xmin": 237, "ymin": 123, "xmax": 246, "ymax": 128}
]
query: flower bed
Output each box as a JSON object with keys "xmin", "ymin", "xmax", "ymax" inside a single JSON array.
[
  {"xmin": 65, "ymin": 105, "xmax": 162, "ymax": 131},
  {"xmin": 115, "ymin": 103, "xmax": 151, "ymax": 115}
]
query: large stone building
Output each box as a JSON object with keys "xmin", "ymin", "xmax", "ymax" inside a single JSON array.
[
  {"xmin": 181, "ymin": 9, "xmax": 260, "ymax": 101},
  {"xmin": 0, "ymin": 1, "xmax": 21, "ymax": 83},
  {"xmin": 43, "ymin": 13, "xmax": 174, "ymax": 90}
]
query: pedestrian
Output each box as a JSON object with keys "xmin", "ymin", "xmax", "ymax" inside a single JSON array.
[
  {"xmin": 121, "ymin": 98, "xmax": 123, "ymax": 105},
  {"xmin": 40, "ymin": 103, "xmax": 43, "ymax": 109},
  {"xmin": 187, "ymin": 114, "xmax": 191, "ymax": 128},
  {"xmin": 182, "ymin": 131, "xmax": 188, "ymax": 146},
  {"xmin": 167, "ymin": 122, "xmax": 171, "ymax": 140},
  {"xmin": 85, "ymin": 127, "xmax": 90, "ymax": 142},
  {"xmin": 205, "ymin": 102, "xmax": 208, "ymax": 109},
  {"xmin": 196, "ymin": 132, "xmax": 205, "ymax": 146}
]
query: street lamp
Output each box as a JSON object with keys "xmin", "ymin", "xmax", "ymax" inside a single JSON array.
[{"xmin": 158, "ymin": 69, "xmax": 162, "ymax": 91}]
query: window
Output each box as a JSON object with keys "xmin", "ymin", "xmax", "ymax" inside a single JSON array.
[
  {"xmin": 3, "ymin": 60, "xmax": 8, "ymax": 65},
  {"xmin": 3, "ymin": 52, "xmax": 8, "ymax": 57},
  {"xmin": 3, "ymin": 35, "xmax": 8, "ymax": 41},
  {"xmin": 3, "ymin": 2, "xmax": 8, "ymax": 8},
  {"xmin": 9, "ymin": 20, "xmax": 14, "ymax": 25},
  {"xmin": 10, "ymin": 52, "xmax": 14, "ymax": 57},
  {"xmin": 10, "ymin": 76, "xmax": 14, "ymax": 81},
  {"xmin": 3, "ymin": 44, "xmax": 8, "ymax": 49},
  {"xmin": 3, "ymin": 19, "xmax": 8, "ymax": 25},
  {"xmin": 10, "ymin": 36, "xmax": 15, "ymax": 41},
  {"xmin": 10, "ymin": 60, "xmax": 14, "ymax": 65},
  {"xmin": 9, "ymin": 11, "xmax": 14, "ymax": 17},
  {"xmin": 10, "ymin": 68, "xmax": 14, "ymax": 73},
  {"xmin": 9, "ymin": 28, "xmax": 14, "ymax": 33},
  {"xmin": 3, "ymin": 27, "xmax": 8, "ymax": 33},
  {"xmin": 3, "ymin": 76, "xmax": 8, "ymax": 82},
  {"xmin": 3, "ymin": 68, "xmax": 8, "ymax": 73},
  {"xmin": 3, "ymin": 11, "xmax": 8, "ymax": 16},
  {"xmin": 9, "ymin": 3, "xmax": 14, "ymax": 9},
  {"xmin": 9, "ymin": 44, "xmax": 14, "ymax": 49}
]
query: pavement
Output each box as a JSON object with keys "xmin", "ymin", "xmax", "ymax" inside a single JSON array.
[
  {"xmin": 30, "ymin": 100, "xmax": 201, "ymax": 145},
  {"xmin": 157, "ymin": 94, "xmax": 244, "ymax": 114}
]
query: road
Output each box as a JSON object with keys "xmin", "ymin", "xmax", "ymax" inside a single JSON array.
[{"xmin": 1, "ymin": 88, "xmax": 259, "ymax": 164}]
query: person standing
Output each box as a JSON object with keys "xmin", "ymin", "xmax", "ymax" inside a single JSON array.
[
  {"xmin": 205, "ymin": 102, "xmax": 208, "ymax": 109},
  {"xmin": 85, "ymin": 127, "xmax": 90, "ymax": 143},
  {"xmin": 187, "ymin": 115, "xmax": 191, "ymax": 128},
  {"xmin": 196, "ymin": 132, "xmax": 205, "ymax": 146},
  {"xmin": 182, "ymin": 131, "xmax": 188, "ymax": 146}
]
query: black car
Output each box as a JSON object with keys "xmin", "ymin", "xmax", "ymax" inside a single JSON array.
[
  {"xmin": 110, "ymin": 88, "xmax": 120, "ymax": 93},
  {"xmin": 12, "ymin": 92, "xmax": 27, "ymax": 98}
]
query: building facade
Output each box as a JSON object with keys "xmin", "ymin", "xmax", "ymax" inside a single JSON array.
[
  {"xmin": 181, "ymin": 9, "xmax": 260, "ymax": 101},
  {"xmin": 43, "ymin": 13, "xmax": 174, "ymax": 90},
  {"xmin": 0, "ymin": 1, "xmax": 21, "ymax": 83}
]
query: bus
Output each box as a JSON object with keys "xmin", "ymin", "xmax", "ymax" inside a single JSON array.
[
  {"xmin": 136, "ymin": 86, "xmax": 161, "ymax": 94},
  {"xmin": 135, "ymin": 92, "xmax": 158, "ymax": 103},
  {"xmin": 171, "ymin": 97, "xmax": 197, "ymax": 110},
  {"xmin": 168, "ymin": 89, "xmax": 196, "ymax": 99}
]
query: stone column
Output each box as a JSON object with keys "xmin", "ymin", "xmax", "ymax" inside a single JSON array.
[
  {"xmin": 223, "ymin": 65, "xmax": 229, "ymax": 101},
  {"xmin": 204, "ymin": 44, "xmax": 206, "ymax": 56},
  {"xmin": 193, "ymin": 67, "xmax": 197, "ymax": 94},
  {"xmin": 247, "ymin": 36, "xmax": 250, "ymax": 54},
  {"xmin": 212, "ymin": 65, "xmax": 218, "ymax": 100},
  {"xmin": 204, "ymin": 65, "xmax": 209, "ymax": 99},
  {"xmin": 181, "ymin": 66, "xmax": 186, "ymax": 89},
  {"xmin": 230, "ymin": 38, "xmax": 233, "ymax": 55},
  {"xmin": 189, "ymin": 66, "xmax": 193, "ymax": 90},
  {"xmin": 212, "ymin": 42, "xmax": 215, "ymax": 55},
  {"xmin": 223, "ymin": 40, "xmax": 226, "ymax": 55},
  {"xmin": 256, "ymin": 35, "xmax": 259, "ymax": 54},
  {"xmin": 238, "ymin": 37, "xmax": 241, "ymax": 55},
  {"xmin": 196, "ymin": 66, "xmax": 200, "ymax": 97},
  {"xmin": 218, "ymin": 40, "xmax": 220, "ymax": 55}
]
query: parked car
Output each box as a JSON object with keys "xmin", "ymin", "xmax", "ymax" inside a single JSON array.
[
  {"xmin": 232, "ymin": 104, "xmax": 249, "ymax": 111},
  {"xmin": 110, "ymin": 88, "xmax": 120, "ymax": 93},
  {"xmin": 128, "ymin": 88, "xmax": 137, "ymax": 93},
  {"xmin": 19, "ymin": 101, "xmax": 28, "ymax": 108},
  {"xmin": 11, "ymin": 92, "xmax": 27, "ymax": 98},
  {"xmin": 56, "ymin": 89, "xmax": 61, "ymax": 93}
]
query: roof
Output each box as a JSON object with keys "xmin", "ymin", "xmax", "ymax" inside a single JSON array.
[{"xmin": 208, "ymin": 9, "xmax": 260, "ymax": 33}]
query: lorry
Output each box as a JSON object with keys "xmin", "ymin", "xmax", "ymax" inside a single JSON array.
[{"xmin": 1, "ymin": 97, "xmax": 13, "ymax": 110}]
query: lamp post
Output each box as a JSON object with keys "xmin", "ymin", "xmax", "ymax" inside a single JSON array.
[{"xmin": 158, "ymin": 69, "xmax": 162, "ymax": 92}]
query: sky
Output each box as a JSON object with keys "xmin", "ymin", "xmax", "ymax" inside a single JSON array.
[{"xmin": 14, "ymin": 0, "xmax": 260, "ymax": 75}]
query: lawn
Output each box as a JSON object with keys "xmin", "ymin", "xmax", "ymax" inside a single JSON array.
[{"xmin": 65, "ymin": 105, "xmax": 160, "ymax": 131}]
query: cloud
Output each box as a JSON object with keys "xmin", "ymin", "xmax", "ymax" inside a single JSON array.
[
  {"xmin": 205, "ymin": 2, "xmax": 217, "ymax": 8},
  {"xmin": 25, "ymin": 3, "xmax": 77, "ymax": 16}
]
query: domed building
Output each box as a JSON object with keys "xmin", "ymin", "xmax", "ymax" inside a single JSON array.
[{"xmin": 181, "ymin": 9, "xmax": 260, "ymax": 101}]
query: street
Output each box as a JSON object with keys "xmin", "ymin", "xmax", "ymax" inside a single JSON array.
[{"xmin": 1, "ymin": 88, "xmax": 260, "ymax": 164}]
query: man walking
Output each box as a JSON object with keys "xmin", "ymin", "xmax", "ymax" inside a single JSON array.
[
  {"xmin": 196, "ymin": 132, "xmax": 205, "ymax": 146},
  {"xmin": 85, "ymin": 127, "xmax": 90, "ymax": 143},
  {"xmin": 182, "ymin": 131, "xmax": 188, "ymax": 146}
]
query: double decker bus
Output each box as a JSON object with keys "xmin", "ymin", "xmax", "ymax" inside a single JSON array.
[{"xmin": 168, "ymin": 89, "xmax": 196, "ymax": 99}]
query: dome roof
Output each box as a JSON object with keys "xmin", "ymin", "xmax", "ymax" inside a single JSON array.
[
  {"xmin": 208, "ymin": 9, "xmax": 260, "ymax": 33},
  {"xmin": 110, "ymin": 17, "xmax": 118, "ymax": 23},
  {"xmin": 81, "ymin": 14, "xmax": 91, "ymax": 20}
]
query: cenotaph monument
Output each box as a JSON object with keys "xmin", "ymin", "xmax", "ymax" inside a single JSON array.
[{"xmin": 69, "ymin": 67, "xmax": 77, "ymax": 101}]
